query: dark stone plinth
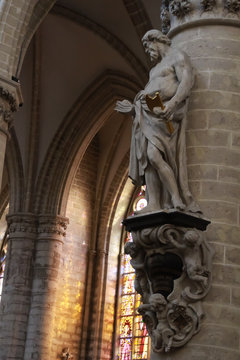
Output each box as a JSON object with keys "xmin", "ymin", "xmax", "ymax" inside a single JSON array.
[{"xmin": 122, "ymin": 210, "xmax": 210, "ymax": 232}]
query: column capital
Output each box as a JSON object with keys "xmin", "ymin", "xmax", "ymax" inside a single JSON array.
[
  {"xmin": 38, "ymin": 214, "xmax": 69, "ymax": 240},
  {"xmin": 7, "ymin": 212, "xmax": 38, "ymax": 235},
  {"xmin": 161, "ymin": 0, "xmax": 240, "ymax": 35}
]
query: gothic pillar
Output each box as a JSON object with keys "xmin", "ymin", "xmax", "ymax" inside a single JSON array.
[
  {"xmin": 0, "ymin": 76, "xmax": 23, "ymax": 190},
  {"xmin": 0, "ymin": 213, "xmax": 37, "ymax": 360},
  {"xmin": 23, "ymin": 215, "xmax": 69, "ymax": 360},
  {"xmin": 150, "ymin": 1, "xmax": 240, "ymax": 359}
]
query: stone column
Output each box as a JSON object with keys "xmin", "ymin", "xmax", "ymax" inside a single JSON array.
[
  {"xmin": 156, "ymin": 1, "xmax": 240, "ymax": 359},
  {"xmin": 23, "ymin": 215, "xmax": 68, "ymax": 360},
  {"xmin": 0, "ymin": 213, "xmax": 37, "ymax": 360},
  {"xmin": 0, "ymin": 76, "xmax": 23, "ymax": 191}
]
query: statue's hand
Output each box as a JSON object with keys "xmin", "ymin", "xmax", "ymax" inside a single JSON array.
[
  {"xmin": 153, "ymin": 103, "xmax": 176, "ymax": 119},
  {"xmin": 115, "ymin": 100, "xmax": 134, "ymax": 114}
]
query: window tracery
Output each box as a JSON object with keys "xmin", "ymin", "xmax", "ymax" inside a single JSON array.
[{"xmin": 118, "ymin": 188, "xmax": 150, "ymax": 360}]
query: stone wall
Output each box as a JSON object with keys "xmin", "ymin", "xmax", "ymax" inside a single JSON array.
[
  {"xmin": 164, "ymin": 24, "xmax": 240, "ymax": 360},
  {"xmin": 51, "ymin": 137, "xmax": 99, "ymax": 358}
]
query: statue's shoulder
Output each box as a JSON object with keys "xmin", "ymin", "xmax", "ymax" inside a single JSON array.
[{"xmin": 170, "ymin": 48, "xmax": 191, "ymax": 68}]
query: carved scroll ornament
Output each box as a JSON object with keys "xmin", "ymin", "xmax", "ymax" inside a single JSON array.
[{"xmin": 124, "ymin": 225, "xmax": 214, "ymax": 352}]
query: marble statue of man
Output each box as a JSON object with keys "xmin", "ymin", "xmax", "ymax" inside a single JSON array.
[{"xmin": 116, "ymin": 29, "xmax": 200, "ymax": 213}]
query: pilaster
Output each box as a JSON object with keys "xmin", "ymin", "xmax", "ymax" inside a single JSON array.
[
  {"xmin": 24, "ymin": 214, "xmax": 69, "ymax": 360},
  {"xmin": 154, "ymin": 1, "xmax": 240, "ymax": 359},
  {"xmin": 0, "ymin": 213, "xmax": 37, "ymax": 360}
]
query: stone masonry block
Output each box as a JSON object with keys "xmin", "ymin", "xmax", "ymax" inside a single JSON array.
[
  {"xmin": 205, "ymin": 284, "xmax": 230, "ymax": 305},
  {"xmin": 202, "ymin": 181, "xmax": 240, "ymax": 203},
  {"xmin": 187, "ymin": 110, "xmax": 208, "ymax": 129},
  {"xmin": 189, "ymin": 91, "xmax": 240, "ymax": 113},
  {"xmin": 210, "ymin": 73, "xmax": 240, "ymax": 93},
  {"xmin": 207, "ymin": 223, "xmax": 240, "ymax": 246},
  {"xmin": 199, "ymin": 25, "xmax": 240, "ymax": 41},
  {"xmin": 188, "ymin": 181, "xmax": 201, "ymax": 198},
  {"xmin": 232, "ymin": 287, "xmax": 240, "ymax": 307},
  {"xmin": 204, "ymin": 303, "xmax": 240, "ymax": 328},
  {"xmin": 198, "ymin": 200, "xmax": 238, "ymax": 224},
  {"xmin": 219, "ymin": 167, "xmax": 240, "ymax": 184},
  {"xmin": 232, "ymin": 133, "xmax": 240, "ymax": 148},
  {"xmin": 187, "ymin": 164, "xmax": 218, "ymax": 180},
  {"xmin": 192, "ymin": 57, "xmax": 240, "ymax": 74},
  {"xmin": 225, "ymin": 246, "xmax": 240, "ymax": 266},
  {"xmin": 208, "ymin": 110, "xmax": 240, "ymax": 131},
  {"xmin": 186, "ymin": 129, "xmax": 230, "ymax": 147},
  {"xmin": 187, "ymin": 147, "xmax": 240, "ymax": 168},
  {"xmin": 180, "ymin": 38, "xmax": 240, "ymax": 59},
  {"xmin": 191, "ymin": 323, "xmax": 239, "ymax": 349},
  {"xmin": 192, "ymin": 72, "xmax": 210, "ymax": 90},
  {"xmin": 212, "ymin": 264, "xmax": 240, "ymax": 287},
  {"xmin": 172, "ymin": 27, "xmax": 200, "ymax": 45},
  {"xmin": 212, "ymin": 243, "xmax": 224, "ymax": 264}
]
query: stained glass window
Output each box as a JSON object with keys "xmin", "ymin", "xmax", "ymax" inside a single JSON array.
[
  {"xmin": 118, "ymin": 187, "xmax": 150, "ymax": 360},
  {"xmin": 0, "ymin": 205, "xmax": 8, "ymax": 302}
]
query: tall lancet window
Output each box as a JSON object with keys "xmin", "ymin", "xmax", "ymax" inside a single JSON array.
[
  {"xmin": 0, "ymin": 205, "xmax": 8, "ymax": 302},
  {"xmin": 117, "ymin": 187, "xmax": 150, "ymax": 360}
]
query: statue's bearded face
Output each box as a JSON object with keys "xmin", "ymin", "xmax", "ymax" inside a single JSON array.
[{"xmin": 144, "ymin": 41, "xmax": 161, "ymax": 62}]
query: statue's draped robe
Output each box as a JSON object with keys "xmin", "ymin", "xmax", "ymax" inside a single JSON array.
[{"xmin": 129, "ymin": 92, "xmax": 195, "ymax": 209}]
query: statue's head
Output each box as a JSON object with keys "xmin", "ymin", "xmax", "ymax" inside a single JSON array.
[
  {"xmin": 142, "ymin": 29, "xmax": 171, "ymax": 61},
  {"xmin": 184, "ymin": 230, "xmax": 199, "ymax": 246},
  {"xmin": 124, "ymin": 241, "xmax": 137, "ymax": 257},
  {"xmin": 149, "ymin": 293, "xmax": 167, "ymax": 310},
  {"xmin": 142, "ymin": 29, "xmax": 171, "ymax": 47}
]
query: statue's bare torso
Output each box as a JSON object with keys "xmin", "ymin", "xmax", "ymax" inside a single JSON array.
[{"xmin": 144, "ymin": 50, "xmax": 186, "ymax": 102}]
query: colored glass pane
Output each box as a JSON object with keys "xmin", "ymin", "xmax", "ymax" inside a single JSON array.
[
  {"xmin": 134, "ymin": 294, "xmax": 141, "ymax": 310},
  {"xmin": 122, "ymin": 273, "xmax": 135, "ymax": 295},
  {"xmin": 121, "ymin": 295, "xmax": 134, "ymax": 316},
  {"xmin": 120, "ymin": 316, "xmax": 133, "ymax": 338},
  {"xmin": 118, "ymin": 189, "xmax": 149, "ymax": 359},
  {"xmin": 134, "ymin": 316, "xmax": 148, "ymax": 337},
  {"xmin": 133, "ymin": 337, "xmax": 148, "ymax": 359},
  {"xmin": 120, "ymin": 338, "xmax": 132, "ymax": 360},
  {"xmin": 122, "ymin": 254, "xmax": 134, "ymax": 274}
]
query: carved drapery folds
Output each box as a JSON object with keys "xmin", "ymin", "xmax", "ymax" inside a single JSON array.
[{"xmin": 124, "ymin": 218, "xmax": 214, "ymax": 353}]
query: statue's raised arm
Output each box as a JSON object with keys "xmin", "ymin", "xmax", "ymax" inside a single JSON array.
[{"xmin": 116, "ymin": 29, "xmax": 200, "ymax": 214}]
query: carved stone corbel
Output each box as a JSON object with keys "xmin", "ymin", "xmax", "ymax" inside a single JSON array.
[{"xmin": 123, "ymin": 212, "xmax": 214, "ymax": 353}]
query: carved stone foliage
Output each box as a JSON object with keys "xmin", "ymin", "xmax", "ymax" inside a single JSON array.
[
  {"xmin": 161, "ymin": 0, "xmax": 170, "ymax": 34},
  {"xmin": 169, "ymin": 0, "xmax": 192, "ymax": 17},
  {"xmin": 0, "ymin": 87, "xmax": 17, "ymax": 113},
  {"xmin": 161, "ymin": 8, "xmax": 171, "ymax": 34},
  {"xmin": 38, "ymin": 215, "xmax": 69, "ymax": 237},
  {"xmin": 200, "ymin": 0, "xmax": 216, "ymax": 11},
  {"xmin": 225, "ymin": 0, "xmax": 240, "ymax": 13},
  {"xmin": 124, "ymin": 224, "xmax": 214, "ymax": 352},
  {"xmin": 7, "ymin": 213, "xmax": 38, "ymax": 234}
]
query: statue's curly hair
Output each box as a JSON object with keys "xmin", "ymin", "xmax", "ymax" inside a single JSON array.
[{"xmin": 142, "ymin": 29, "xmax": 171, "ymax": 47}]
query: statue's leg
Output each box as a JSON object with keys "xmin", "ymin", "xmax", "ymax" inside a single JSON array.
[
  {"xmin": 147, "ymin": 142, "xmax": 185, "ymax": 210},
  {"xmin": 134, "ymin": 166, "xmax": 161, "ymax": 213}
]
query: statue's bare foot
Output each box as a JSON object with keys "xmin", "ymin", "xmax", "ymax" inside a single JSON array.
[{"xmin": 171, "ymin": 196, "xmax": 186, "ymax": 211}]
